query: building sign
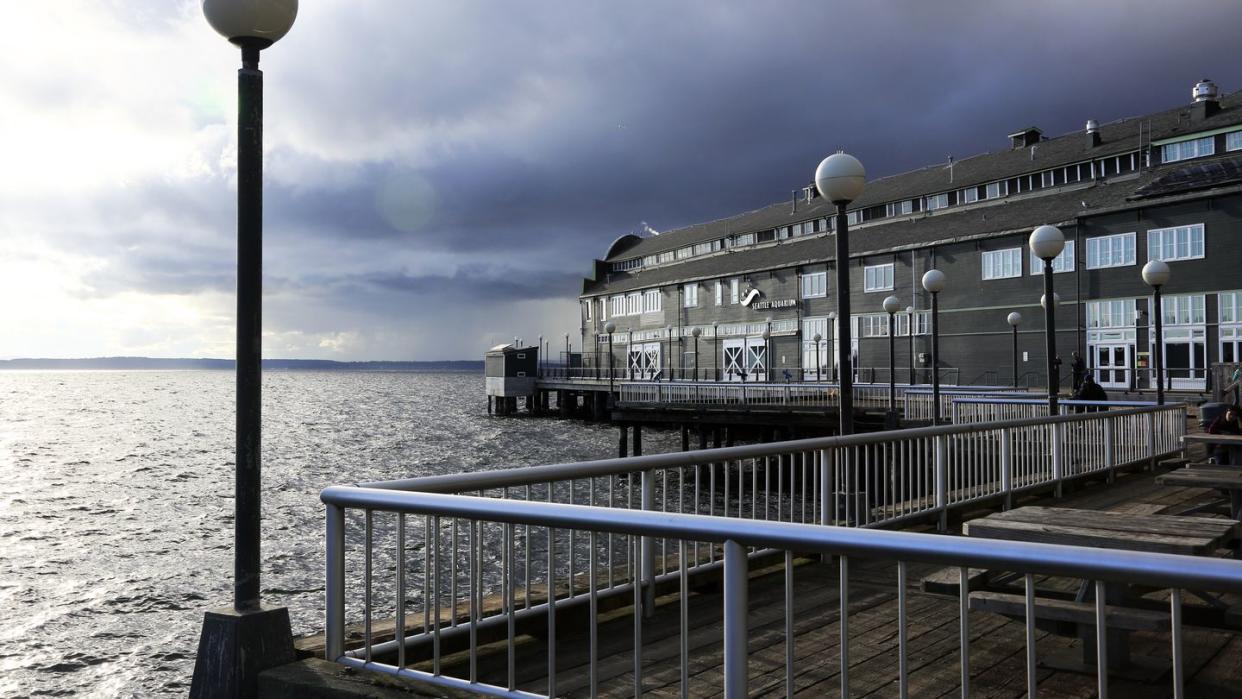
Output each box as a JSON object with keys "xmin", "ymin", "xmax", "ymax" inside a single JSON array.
[{"xmin": 751, "ymin": 299, "xmax": 798, "ymax": 310}]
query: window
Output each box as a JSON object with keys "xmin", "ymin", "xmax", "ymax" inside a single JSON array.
[
  {"xmin": 801, "ymin": 271, "xmax": 827, "ymax": 299},
  {"xmin": 584, "ymin": 299, "xmax": 592, "ymax": 320},
  {"xmin": 657, "ymin": 251, "xmax": 674, "ymax": 264},
  {"xmin": 611, "ymin": 258, "xmax": 641, "ymax": 272},
  {"xmin": 730, "ymin": 278, "xmax": 740, "ymax": 304},
  {"xmin": 1085, "ymin": 232, "xmax": 1136, "ymax": 269},
  {"xmin": 1086, "ymin": 300, "xmax": 1135, "ymax": 328},
  {"xmin": 985, "ymin": 181, "xmax": 1007, "ymax": 199},
  {"xmin": 857, "ymin": 314, "xmax": 890, "ymax": 337},
  {"xmin": 1029, "ymin": 239, "xmax": 1075, "ymax": 274},
  {"xmin": 962, "ymin": 187, "xmax": 979, "ymax": 204},
  {"xmin": 1147, "ymin": 224, "xmax": 1204, "ymax": 262},
  {"xmin": 1228, "ymin": 131, "xmax": 1242, "ymax": 152},
  {"xmin": 926, "ymin": 193, "xmax": 948, "ymax": 211},
  {"xmin": 732, "ymin": 233, "xmax": 755, "ymax": 247},
  {"xmin": 1162, "ymin": 136, "xmax": 1215, "ymax": 163},
  {"xmin": 863, "ymin": 263, "xmax": 894, "ymax": 292},
  {"xmin": 676, "ymin": 247, "xmax": 693, "ymax": 260},
  {"xmin": 642, "ymin": 289, "xmax": 661, "ymax": 314},
  {"xmin": 693, "ymin": 241, "xmax": 714, "ymax": 256},
  {"xmin": 625, "ymin": 292, "xmax": 641, "ymax": 316},
  {"xmin": 599, "ymin": 298, "xmax": 607, "ymax": 321},
  {"xmin": 1220, "ymin": 292, "xmax": 1242, "ymax": 324},
  {"xmin": 610, "ymin": 295, "xmax": 625, "ymax": 317},
  {"xmin": 1161, "ymin": 294, "xmax": 1205, "ymax": 325},
  {"xmin": 715, "ymin": 280, "xmax": 723, "ymax": 306},
  {"xmin": 846, "ymin": 211, "xmax": 860, "ymax": 226},
  {"xmin": 682, "ymin": 284, "xmax": 698, "ymax": 307},
  {"xmin": 981, "ymin": 248, "xmax": 1022, "ymax": 280},
  {"xmin": 642, "ymin": 255, "xmax": 657, "ymax": 267}
]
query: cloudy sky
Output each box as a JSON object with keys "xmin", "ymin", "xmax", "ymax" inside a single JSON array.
[{"xmin": 3, "ymin": 1, "xmax": 1241, "ymax": 361}]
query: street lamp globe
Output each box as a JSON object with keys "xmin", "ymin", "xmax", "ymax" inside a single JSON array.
[
  {"xmin": 1039, "ymin": 292, "xmax": 1061, "ymax": 309},
  {"xmin": 1142, "ymin": 259, "xmax": 1171, "ymax": 288},
  {"xmin": 1029, "ymin": 224, "xmax": 1066, "ymax": 261},
  {"xmin": 203, "ymin": 0, "xmax": 298, "ymax": 46},
  {"xmin": 828, "ymin": 311, "xmax": 837, "ymax": 320},
  {"xmin": 691, "ymin": 327, "xmax": 702, "ymax": 338},
  {"xmin": 921, "ymin": 269, "xmax": 946, "ymax": 293},
  {"xmin": 814, "ymin": 152, "xmax": 866, "ymax": 204},
  {"xmin": 762, "ymin": 326, "xmax": 771, "ymax": 339},
  {"xmin": 883, "ymin": 295, "xmax": 901, "ymax": 314},
  {"xmin": 1007, "ymin": 311, "xmax": 1022, "ymax": 327},
  {"xmin": 604, "ymin": 322, "xmax": 616, "ymax": 334}
]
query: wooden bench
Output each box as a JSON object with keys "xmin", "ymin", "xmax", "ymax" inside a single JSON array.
[{"xmin": 968, "ymin": 591, "xmax": 1170, "ymax": 631}]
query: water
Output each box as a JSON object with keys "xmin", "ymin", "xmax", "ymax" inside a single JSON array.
[{"xmin": 0, "ymin": 371, "xmax": 668, "ymax": 697}]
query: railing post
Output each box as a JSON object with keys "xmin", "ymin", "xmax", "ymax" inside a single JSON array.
[
  {"xmin": 784, "ymin": 385, "xmax": 791, "ymax": 405},
  {"xmin": 951, "ymin": 400, "xmax": 961, "ymax": 424},
  {"xmin": 325, "ymin": 503, "xmax": 345, "ymax": 662},
  {"xmin": 641, "ymin": 469, "xmax": 655, "ymax": 617},
  {"xmin": 935, "ymin": 434, "xmax": 948, "ymax": 532},
  {"xmin": 1052, "ymin": 422, "xmax": 1064, "ymax": 498},
  {"xmin": 821, "ymin": 448, "xmax": 833, "ymax": 527},
  {"xmin": 1000, "ymin": 428, "xmax": 1013, "ymax": 510},
  {"xmin": 1104, "ymin": 418, "xmax": 1116, "ymax": 483},
  {"xmin": 723, "ymin": 539, "xmax": 749, "ymax": 698},
  {"xmin": 1147, "ymin": 412, "xmax": 1158, "ymax": 470}
]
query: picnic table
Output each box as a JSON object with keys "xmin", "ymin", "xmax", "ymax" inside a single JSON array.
[
  {"xmin": 1157, "ymin": 465, "xmax": 1242, "ymax": 519},
  {"xmin": 964, "ymin": 506, "xmax": 1242, "ymax": 673},
  {"xmin": 1183, "ymin": 432, "xmax": 1242, "ymax": 464}
]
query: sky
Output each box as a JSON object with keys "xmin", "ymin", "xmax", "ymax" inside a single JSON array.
[{"xmin": 2, "ymin": 1, "xmax": 1242, "ymax": 361}]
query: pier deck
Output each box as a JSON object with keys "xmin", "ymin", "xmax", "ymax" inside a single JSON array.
[{"xmin": 406, "ymin": 465, "xmax": 1242, "ymax": 697}]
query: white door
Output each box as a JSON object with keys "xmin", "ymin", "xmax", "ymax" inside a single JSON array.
[
  {"xmin": 722, "ymin": 338, "xmax": 747, "ymax": 382},
  {"xmin": 1092, "ymin": 343, "xmax": 1131, "ymax": 390},
  {"xmin": 627, "ymin": 342, "xmax": 661, "ymax": 380},
  {"xmin": 1163, "ymin": 338, "xmax": 1206, "ymax": 390},
  {"xmin": 746, "ymin": 339, "xmax": 768, "ymax": 381}
]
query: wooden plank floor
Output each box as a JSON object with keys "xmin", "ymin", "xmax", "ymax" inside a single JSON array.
[{"xmin": 416, "ymin": 460, "xmax": 1242, "ymax": 697}]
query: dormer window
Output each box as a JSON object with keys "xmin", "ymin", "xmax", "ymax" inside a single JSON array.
[{"xmin": 1162, "ymin": 136, "xmax": 1215, "ymax": 163}]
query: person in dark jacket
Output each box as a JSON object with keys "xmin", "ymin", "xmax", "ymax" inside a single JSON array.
[
  {"xmin": 1206, "ymin": 404, "xmax": 1242, "ymax": 464},
  {"xmin": 1071, "ymin": 372, "xmax": 1108, "ymax": 411},
  {"xmin": 1071, "ymin": 352, "xmax": 1087, "ymax": 392}
]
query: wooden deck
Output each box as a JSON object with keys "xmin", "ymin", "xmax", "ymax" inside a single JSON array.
[{"xmin": 413, "ymin": 456, "xmax": 1242, "ymax": 697}]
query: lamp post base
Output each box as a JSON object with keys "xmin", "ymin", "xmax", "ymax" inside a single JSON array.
[{"xmin": 190, "ymin": 605, "xmax": 295, "ymax": 699}]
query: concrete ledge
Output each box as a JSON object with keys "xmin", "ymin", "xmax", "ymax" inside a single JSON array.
[{"xmin": 259, "ymin": 658, "xmax": 485, "ymax": 698}]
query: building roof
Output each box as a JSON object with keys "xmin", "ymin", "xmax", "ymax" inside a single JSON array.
[
  {"xmin": 582, "ymin": 159, "xmax": 1242, "ymax": 297},
  {"xmin": 603, "ymin": 90, "xmax": 1242, "ymax": 264}
]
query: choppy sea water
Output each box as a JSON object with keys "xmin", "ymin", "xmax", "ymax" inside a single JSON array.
[{"xmin": 0, "ymin": 371, "xmax": 671, "ymax": 697}]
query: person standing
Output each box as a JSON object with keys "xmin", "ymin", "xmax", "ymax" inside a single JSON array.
[{"xmin": 1071, "ymin": 352, "xmax": 1087, "ymax": 392}]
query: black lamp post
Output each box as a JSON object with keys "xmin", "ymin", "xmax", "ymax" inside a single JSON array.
[
  {"xmin": 713, "ymin": 321, "xmax": 720, "ymax": 382},
  {"xmin": 1143, "ymin": 260, "xmax": 1171, "ymax": 405},
  {"xmin": 922, "ymin": 270, "xmax": 946, "ymax": 424},
  {"xmin": 763, "ymin": 317, "xmax": 772, "ymax": 382},
  {"xmin": 605, "ymin": 322, "xmax": 616, "ymax": 391},
  {"xmin": 813, "ymin": 332, "xmax": 823, "ymax": 382},
  {"xmin": 692, "ymin": 327, "xmax": 702, "ymax": 381},
  {"xmin": 883, "ymin": 295, "xmax": 900, "ymax": 425},
  {"xmin": 1030, "ymin": 224, "xmax": 1066, "ymax": 415},
  {"xmin": 827, "ymin": 311, "xmax": 837, "ymax": 382},
  {"xmin": 906, "ymin": 305, "xmax": 915, "ymax": 385},
  {"xmin": 815, "ymin": 152, "xmax": 866, "ymax": 435},
  {"xmin": 1007, "ymin": 312, "xmax": 1022, "ymax": 388},
  {"xmin": 192, "ymin": 1, "xmax": 298, "ymax": 696},
  {"xmin": 665, "ymin": 325, "xmax": 674, "ymax": 382}
]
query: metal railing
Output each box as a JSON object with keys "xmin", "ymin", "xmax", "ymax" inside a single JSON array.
[
  {"xmin": 322, "ymin": 405, "xmax": 1187, "ymax": 697},
  {"xmin": 951, "ymin": 397, "xmax": 1159, "ymax": 424},
  {"xmin": 617, "ymin": 381, "xmax": 1018, "ymax": 410},
  {"xmin": 901, "ymin": 388, "xmax": 1032, "ymax": 422}
]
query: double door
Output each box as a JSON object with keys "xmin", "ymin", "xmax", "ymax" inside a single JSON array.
[
  {"xmin": 1092, "ymin": 343, "xmax": 1131, "ymax": 390},
  {"xmin": 722, "ymin": 338, "xmax": 767, "ymax": 382},
  {"xmin": 626, "ymin": 342, "xmax": 662, "ymax": 380}
]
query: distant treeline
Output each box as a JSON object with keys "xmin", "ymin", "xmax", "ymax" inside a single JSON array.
[{"xmin": 0, "ymin": 357, "xmax": 484, "ymax": 372}]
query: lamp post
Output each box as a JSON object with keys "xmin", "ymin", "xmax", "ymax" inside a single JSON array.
[
  {"xmin": 883, "ymin": 296, "xmax": 900, "ymax": 424},
  {"xmin": 192, "ymin": 1, "xmax": 298, "ymax": 696},
  {"xmin": 906, "ymin": 305, "xmax": 915, "ymax": 385},
  {"xmin": 816, "ymin": 152, "xmax": 865, "ymax": 435},
  {"xmin": 813, "ymin": 333, "xmax": 823, "ymax": 382},
  {"xmin": 665, "ymin": 325, "xmax": 674, "ymax": 382},
  {"xmin": 827, "ymin": 311, "xmax": 838, "ymax": 382},
  {"xmin": 605, "ymin": 322, "xmax": 617, "ymax": 391},
  {"xmin": 692, "ymin": 327, "xmax": 702, "ymax": 381},
  {"xmin": 922, "ymin": 270, "xmax": 946, "ymax": 424},
  {"xmin": 1030, "ymin": 225, "xmax": 1066, "ymax": 415},
  {"xmin": 762, "ymin": 321, "xmax": 772, "ymax": 382},
  {"xmin": 1143, "ymin": 260, "xmax": 1171, "ymax": 405},
  {"xmin": 713, "ymin": 321, "xmax": 720, "ymax": 382},
  {"xmin": 1007, "ymin": 312, "xmax": 1022, "ymax": 388}
]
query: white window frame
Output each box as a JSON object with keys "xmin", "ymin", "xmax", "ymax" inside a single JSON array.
[
  {"xmin": 1160, "ymin": 294, "xmax": 1206, "ymax": 326},
  {"xmin": 584, "ymin": 299, "xmax": 592, "ymax": 320},
  {"xmin": 962, "ymin": 187, "xmax": 979, "ymax": 204},
  {"xmin": 730, "ymin": 278, "xmax": 740, "ymax": 304},
  {"xmin": 1086, "ymin": 299, "xmax": 1136, "ymax": 329},
  {"xmin": 1147, "ymin": 223, "xmax": 1204, "ymax": 263},
  {"xmin": 611, "ymin": 295, "xmax": 625, "ymax": 318},
  {"xmin": 926, "ymin": 193, "xmax": 948, "ymax": 211},
  {"xmin": 625, "ymin": 292, "xmax": 642, "ymax": 316},
  {"xmin": 801, "ymin": 271, "xmax": 827, "ymax": 299},
  {"xmin": 1162, "ymin": 136, "xmax": 1215, "ymax": 163},
  {"xmin": 981, "ymin": 247, "xmax": 1022, "ymax": 280},
  {"xmin": 863, "ymin": 263, "xmax": 895, "ymax": 292},
  {"xmin": 1085, "ymin": 232, "xmax": 1136, "ymax": 269},
  {"xmin": 1029, "ymin": 239, "xmax": 1075, "ymax": 274},
  {"xmin": 715, "ymin": 280, "xmax": 723, "ymax": 306},
  {"xmin": 682, "ymin": 284, "xmax": 698, "ymax": 308},
  {"xmin": 1220, "ymin": 291, "xmax": 1242, "ymax": 325},
  {"xmin": 984, "ymin": 181, "xmax": 1007, "ymax": 199},
  {"xmin": 641, "ymin": 289, "xmax": 661, "ymax": 314},
  {"xmin": 1228, "ymin": 131, "xmax": 1242, "ymax": 152}
]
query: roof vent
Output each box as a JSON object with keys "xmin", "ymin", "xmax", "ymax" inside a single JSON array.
[
  {"xmin": 1008, "ymin": 127, "xmax": 1042, "ymax": 149},
  {"xmin": 1193, "ymin": 79, "xmax": 1219, "ymax": 103},
  {"xmin": 1192, "ymin": 79, "xmax": 1221, "ymax": 119},
  {"xmin": 1085, "ymin": 119, "xmax": 1101, "ymax": 147}
]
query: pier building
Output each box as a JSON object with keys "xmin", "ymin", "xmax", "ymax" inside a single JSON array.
[{"xmin": 578, "ymin": 79, "xmax": 1242, "ymax": 395}]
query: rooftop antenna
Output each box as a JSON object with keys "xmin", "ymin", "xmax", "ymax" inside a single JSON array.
[{"xmin": 947, "ymin": 155, "xmax": 954, "ymax": 183}]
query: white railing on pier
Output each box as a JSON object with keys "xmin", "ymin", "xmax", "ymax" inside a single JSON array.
[
  {"xmin": 617, "ymin": 381, "xmax": 1013, "ymax": 411},
  {"xmin": 901, "ymin": 388, "xmax": 1032, "ymax": 422},
  {"xmin": 951, "ymin": 397, "xmax": 1160, "ymax": 424},
  {"xmin": 323, "ymin": 405, "xmax": 1188, "ymax": 698}
]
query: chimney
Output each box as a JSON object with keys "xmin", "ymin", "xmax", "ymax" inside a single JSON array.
[
  {"xmin": 1085, "ymin": 119, "xmax": 1100, "ymax": 148},
  {"xmin": 1192, "ymin": 78, "xmax": 1220, "ymax": 119},
  {"xmin": 1008, "ymin": 127, "xmax": 1042, "ymax": 149}
]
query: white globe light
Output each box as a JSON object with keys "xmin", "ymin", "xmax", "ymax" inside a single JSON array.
[
  {"xmin": 1029, "ymin": 224, "xmax": 1066, "ymax": 261},
  {"xmin": 604, "ymin": 322, "xmax": 616, "ymax": 334},
  {"xmin": 921, "ymin": 269, "xmax": 946, "ymax": 293},
  {"xmin": 828, "ymin": 311, "xmax": 837, "ymax": 320},
  {"xmin": 814, "ymin": 152, "xmax": 866, "ymax": 204},
  {"xmin": 1039, "ymin": 292, "xmax": 1061, "ymax": 309},
  {"xmin": 1007, "ymin": 311, "xmax": 1022, "ymax": 327},
  {"xmin": 691, "ymin": 327, "xmax": 702, "ymax": 337},
  {"xmin": 883, "ymin": 295, "xmax": 901, "ymax": 314},
  {"xmin": 905, "ymin": 306, "xmax": 914, "ymax": 314},
  {"xmin": 203, "ymin": 0, "xmax": 298, "ymax": 46},
  {"xmin": 762, "ymin": 327, "xmax": 771, "ymax": 339},
  {"xmin": 1142, "ymin": 259, "xmax": 1171, "ymax": 287}
]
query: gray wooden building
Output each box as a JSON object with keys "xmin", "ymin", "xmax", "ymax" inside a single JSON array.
[{"xmin": 578, "ymin": 79, "xmax": 1242, "ymax": 394}]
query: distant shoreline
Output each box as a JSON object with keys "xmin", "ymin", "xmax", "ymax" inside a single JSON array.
[{"xmin": 0, "ymin": 357, "xmax": 484, "ymax": 372}]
